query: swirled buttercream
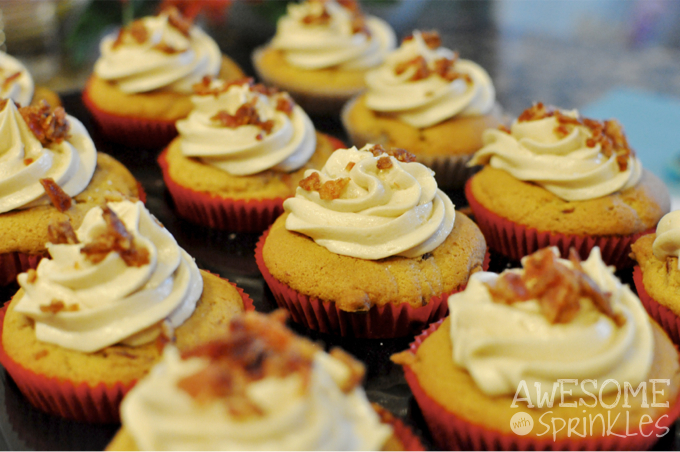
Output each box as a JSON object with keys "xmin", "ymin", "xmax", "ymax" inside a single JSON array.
[
  {"xmin": 270, "ymin": 0, "xmax": 396, "ymax": 71},
  {"xmin": 652, "ymin": 210, "xmax": 680, "ymax": 264},
  {"xmin": 448, "ymin": 247, "xmax": 653, "ymax": 397},
  {"xmin": 14, "ymin": 200, "xmax": 203, "ymax": 353},
  {"xmin": 284, "ymin": 144, "xmax": 456, "ymax": 259},
  {"xmin": 364, "ymin": 30, "xmax": 496, "ymax": 128},
  {"xmin": 469, "ymin": 103, "xmax": 643, "ymax": 201},
  {"xmin": 0, "ymin": 100, "xmax": 96, "ymax": 214},
  {"xmin": 0, "ymin": 52, "xmax": 34, "ymax": 106},
  {"xmin": 94, "ymin": 9, "xmax": 221, "ymax": 94},
  {"xmin": 176, "ymin": 79, "xmax": 316, "ymax": 175}
]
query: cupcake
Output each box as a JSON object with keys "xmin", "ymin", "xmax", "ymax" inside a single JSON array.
[
  {"xmin": 631, "ymin": 210, "xmax": 680, "ymax": 345},
  {"xmin": 252, "ymin": 0, "xmax": 396, "ymax": 115},
  {"xmin": 0, "ymin": 50, "xmax": 61, "ymax": 107},
  {"xmin": 107, "ymin": 310, "xmax": 422, "ymax": 450},
  {"xmin": 343, "ymin": 30, "xmax": 502, "ymax": 190},
  {"xmin": 0, "ymin": 99, "xmax": 142, "ymax": 286},
  {"xmin": 256, "ymin": 144, "xmax": 488, "ymax": 338},
  {"xmin": 466, "ymin": 102, "xmax": 670, "ymax": 268},
  {"xmin": 82, "ymin": 7, "xmax": 245, "ymax": 149},
  {"xmin": 392, "ymin": 247, "xmax": 680, "ymax": 450},
  {"xmin": 0, "ymin": 200, "xmax": 253, "ymax": 422},
  {"xmin": 159, "ymin": 77, "xmax": 344, "ymax": 232}
]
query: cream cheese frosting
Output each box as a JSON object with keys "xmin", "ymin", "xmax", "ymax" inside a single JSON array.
[
  {"xmin": 0, "ymin": 51, "xmax": 34, "ymax": 106},
  {"xmin": 469, "ymin": 104, "xmax": 643, "ymax": 201},
  {"xmin": 176, "ymin": 79, "xmax": 316, "ymax": 176},
  {"xmin": 94, "ymin": 9, "xmax": 221, "ymax": 94},
  {"xmin": 448, "ymin": 247, "xmax": 654, "ymax": 397},
  {"xmin": 270, "ymin": 0, "xmax": 396, "ymax": 71},
  {"xmin": 0, "ymin": 100, "xmax": 96, "ymax": 214},
  {"xmin": 284, "ymin": 144, "xmax": 456, "ymax": 260},
  {"xmin": 364, "ymin": 30, "xmax": 496, "ymax": 128},
  {"xmin": 652, "ymin": 210, "xmax": 680, "ymax": 264},
  {"xmin": 14, "ymin": 200, "xmax": 203, "ymax": 353}
]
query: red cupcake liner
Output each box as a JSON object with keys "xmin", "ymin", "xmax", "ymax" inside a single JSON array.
[
  {"xmin": 82, "ymin": 86, "xmax": 177, "ymax": 150},
  {"xmin": 401, "ymin": 319, "xmax": 680, "ymax": 450},
  {"xmin": 0, "ymin": 277, "xmax": 253, "ymax": 423},
  {"xmin": 465, "ymin": 179, "xmax": 653, "ymax": 269},
  {"xmin": 372, "ymin": 404, "xmax": 424, "ymax": 451},
  {"xmin": 255, "ymin": 227, "xmax": 489, "ymax": 338},
  {"xmin": 633, "ymin": 266, "xmax": 680, "ymax": 346},
  {"xmin": 0, "ymin": 252, "xmax": 43, "ymax": 286}
]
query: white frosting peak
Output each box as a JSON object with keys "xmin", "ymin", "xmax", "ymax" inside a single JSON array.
[
  {"xmin": 652, "ymin": 210, "xmax": 680, "ymax": 265},
  {"xmin": 0, "ymin": 51, "xmax": 34, "ymax": 106}
]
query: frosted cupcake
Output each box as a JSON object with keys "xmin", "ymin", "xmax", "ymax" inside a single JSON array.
[
  {"xmin": 393, "ymin": 247, "xmax": 680, "ymax": 450},
  {"xmin": 257, "ymin": 144, "xmax": 487, "ymax": 338},
  {"xmin": 83, "ymin": 7, "xmax": 245, "ymax": 148},
  {"xmin": 342, "ymin": 30, "xmax": 502, "ymax": 189},
  {"xmin": 0, "ymin": 51, "xmax": 61, "ymax": 107},
  {"xmin": 0, "ymin": 200, "xmax": 252, "ymax": 422},
  {"xmin": 0, "ymin": 99, "xmax": 141, "ymax": 286},
  {"xmin": 107, "ymin": 311, "xmax": 422, "ymax": 450},
  {"xmin": 466, "ymin": 102, "xmax": 669, "ymax": 268},
  {"xmin": 159, "ymin": 77, "xmax": 343, "ymax": 232},
  {"xmin": 252, "ymin": 0, "xmax": 396, "ymax": 115}
]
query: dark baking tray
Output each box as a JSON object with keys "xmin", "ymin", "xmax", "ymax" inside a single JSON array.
[{"xmin": 0, "ymin": 93, "xmax": 677, "ymax": 451}]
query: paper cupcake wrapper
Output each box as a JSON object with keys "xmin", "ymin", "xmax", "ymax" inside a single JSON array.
[
  {"xmin": 0, "ymin": 278, "xmax": 254, "ymax": 423},
  {"xmin": 465, "ymin": 179, "xmax": 653, "ymax": 269},
  {"xmin": 0, "ymin": 252, "xmax": 43, "ymax": 286},
  {"xmin": 256, "ymin": 227, "xmax": 489, "ymax": 338},
  {"xmin": 401, "ymin": 320, "xmax": 680, "ymax": 451},
  {"xmin": 633, "ymin": 266, "xmax": 680, "ymax": 346},
  {"xmin": 82, "ymin": 87, "xmax": 177, "ymax": 150}
]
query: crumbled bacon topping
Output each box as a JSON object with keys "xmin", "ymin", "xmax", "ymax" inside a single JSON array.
[
  {"xmin": 302, "ymin": 0, "xmax": 368, "ymax": 35},
  {"xmin": 177, "ymin": 311, "xmax": 321, "ymax": 419},
  {"xmin": 26, "ymin": 269, "xmax": 37, "ymax": 284},
  {"xmin": 47, "ymin": 221, "xmax": 79, "ymax": 245},
  {"xmin": 275, "ymin": 95, "xmax": 295, "ymax": 117},
  {"xmin": 0, "ymin": 99, "xmax": 8, "ymax": 111},
  {"xmin": 19, "ymin": 101, "xmax": 70, "ymax": 147},
  {"xmin": 2, "ymin": 71, "xmax": 21, "ymax": 91},
  {"xmin": 516, "ymin": 102, "xmax": 634, "ymax": 172},
  {"xmin": 395, "ymin": 56, "xmax": 430, "ymax": 81},
  {"xmin": 165, "ymin": 6, "xmax": 192, "ymax": 37},
  {"xmin": 23, "ymin": 158, "xmax": 33, "ymax": 166},
  {"xmin": 498, "ymin": 124, "xmax": 511, "ymax": 134},
  {"xmin": 39, "ymin": 299, "xmax": 80, "ymax": 314},
  {"xmin": 485, "ymin": 248, "xmax": 624, "ymax": 325},
  {"xmin": 404, "ymin": 30, "xmax": 442, "ymax": 49},
  {"xmin": 113, "ymin": 20, "xmax": 149, "ymax": 49},
  {"xmin": 80, "ymin": 206, "xmax": 150, "ymax": 267},
  {"xmin": 367, "ymin": 144, "xmax": 416, "ymax": 162},
  {"xmin": 377, "ymin": 156, "xmax": 393, "ymax": 169},
  {"xmin": 40, "ymin": 178, "xmax": 72, "ymax": 212},
  {"xmin": 319, "ymin": 177, "xmax": 350, "ymax": 200},
  {"xmin": 153, "ymin": 42, "xmax": 182, "ymax": 54},
  {"xmin": 299, "ymin": 172, "xmax": 322, "ymax": 192},
  {"xmin": 345, "ymin": 161, "xmax": 356, "ymax": 172},
  {"xmin": 394, "ymin": 52, "xmax": 467, "ymax": 83},
  {"xmin": 212, "ymin": 98, "xmax": 275, "ymax": 136}
]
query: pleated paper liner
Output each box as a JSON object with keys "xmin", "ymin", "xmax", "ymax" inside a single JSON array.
[
  {"xmin": 633, "ymin": 266, "xmax": 680, "ymax": 346},
  {"xmin": 465, "ymin": 179, "xmax": 653, "ymax": 269},
  {"xmin": 0, "ymin": 279, "xmax": 254, "ymax": 423},
  {"xmin": 372, "ymin": 404, "xmax": 425, "ymax": 451},
  {"xmin": 82, "ymin": 85, "xmax": 177, "ymax": 150},
  {"xmin": 400, "ymin": 319, "xmax": 680, "ymax": 451},
  {"xmin": 158, "ymin": 136, "xmax": 346, "ymax": 233},
  {"xmin": 256, "ymin": 227, "xmax": 489, "ymax": 338}
]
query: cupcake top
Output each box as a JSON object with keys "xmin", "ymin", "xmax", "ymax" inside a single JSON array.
[
  {"xmin": 363, "ymin": 30, "xmax": 496, "ymax": 128},
  {"xmin": 120, "ymin": 310, "xmax": 393, "ymax": 450},
  {"xmin": 176, "ymin": 77, "xmax": 316, "ymax": 176},
  {"xmin": 0, "ymin": 99, "xmax": 96, "ymax": 214},
  {"xmin": 14, "ymin": 200, "xmax": 203, "ymax": 353},
  {"xmin": 448, "ymin": 247, "xmax": 653, "ymax": 397},
  {"xmin": 469, "ymin": 102, "xmax": 643, "ymax": 201},
  {"xmin": 652, "ymin": 210, "xmax": 680, "ymax": 263},
  {"xmin": 0, "ymin": 51, "xmax": 34, "ymax": 106},
  {"xmin": 270, "ymin": 0, "xmax": 396, "ymax": 71},
  {"xmin": 94, "ymin": 7, "xmax": 221, "ymax": 94},
  {"xmin": 284, "ymin": 144, "xmax": 455, "ymax": 260}
]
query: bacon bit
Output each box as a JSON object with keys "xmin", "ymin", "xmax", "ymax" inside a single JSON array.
[
  {"xmin": 301, "ymin": 4, "xmax": 331, "ymax": 25},
  {"xmin": 80, "ymin": 206, "xmax": 150, "ymax": 267},
  {"xmin": 275, "ymin": 95, "xmax": 295, "ymax": 117},
  {"xmin": 251, "ymin": 83, "xmax": 279, "ymax": 96},
  {"xmin": 404, "ymin": 30, "xmax": 441, "ymax": 49},
  {"xmin": 178, "ymin": 311, "xmax": 320, "ymax": 419},
  {"xmin": 2, "ymin": 71, "xmax": 21, "ymax": 91},
  {"xmin": 498, "ymin": 124, "xmax": 511, "ymax": 134},
  {"xmin": 377, "ymin": 156, "xmax": 393, "ymax": 170},
  {"xmin": 39, "ymin": 299, "xmax": 80, "ymax": 314},
  {"xmin": 19, "ymin": 101, "xmax": 70, "ymax": 146},
  {"xmin": 47, "ymin": 221, "xmax": 79, "ymax": 245},
  {"xmin": 23, "ymin": 158, "xmax": 33, "ymax": 165},
  {"xmin": 153, "ymin": 42, "xmax": 182, "ymax": 54},
  {"xmin": 345, "ymin": 161, "xmax": 356, "ymax": 172},
  {"xmin": 299, "ymin": 172, "xmax": 322, "ymax": 192},
  {"xmin": 165, "ymin": 6, "xmax": 193, "ymax": 36},
  {"xmin": 26, "ymin": 269, "xmax": 37, "ymax": 284},
  {"xmin": 319, "ymin": 177, "xmax": 350, "ymax": 200},
  {"xmin": 192, "ymin": 76, "xmax": 251, "ymax": 96},
  {"xmin": 554, "ymin": 124, "xmax": 570, "ymax": 138},
  {"xmin": 211, "ymin": 99, "xmax": 274, "ymax": 135},
  {"xmin": 40, "ymin": 178, "xmax": 72, "ymax": 212},
  {"xmin": 0, "ymin": 99, "xmax": 8, "ymax": 111},
  {"xmin": 395, "ymin": 55, "xmax": 430, "ymax": 81},
  {"xmin": 485, "ymin": 248, "xmax": 622, "ymax": 325},
  {"xmin": 34, "ymin": 350, "xmax": 49, "ymax": 360},
  {"xmin": 129, "ymin": 20, "xmax": 149, "ymax": 44},
  {"xmin": 368, "ymin": 144, "xmax": 417, "ymax": 162},
  {"xmin": 329, "ymin": 348, "xmax": 365, "ymax": 393}
]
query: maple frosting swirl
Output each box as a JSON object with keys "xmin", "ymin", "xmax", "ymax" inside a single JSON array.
[
  {"xmin": 176, "ymin": 79, "xmax": 316, "ymax": 175},
  {"xmin": 270, "ymin": 0, "xmax": 396, "ymax": 71},
  {"xmin": 364, "ymin": 30, "xmax": 496, "ymax": 128},
  {"xmin": 0, "ymin": 51, "xmax": 34, "ymax": 106},
  {"xmin": 0, "ymin": 100, "xmax": 96, "ymax": 214},
  {"xmin": 448, "ymin": 247, "xmax": 653, "ymax": 397},
  {"xmin": 14, "ymin": 200, "xmax": 203, "ymax": 353},
  {"xmin": 284, "ymin": 144, "xmax": 456, "ymax": 260},
  {"xmin": 652, "ymin": 210, "xmax": 680, "ymax": 263},
  {"xmin": 469, "ymin": 104, "xmax": 643, "ymax": 201},
  {"xmin": 94, "ymin": 9, "xmax": 221, "ymax": 94}
]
